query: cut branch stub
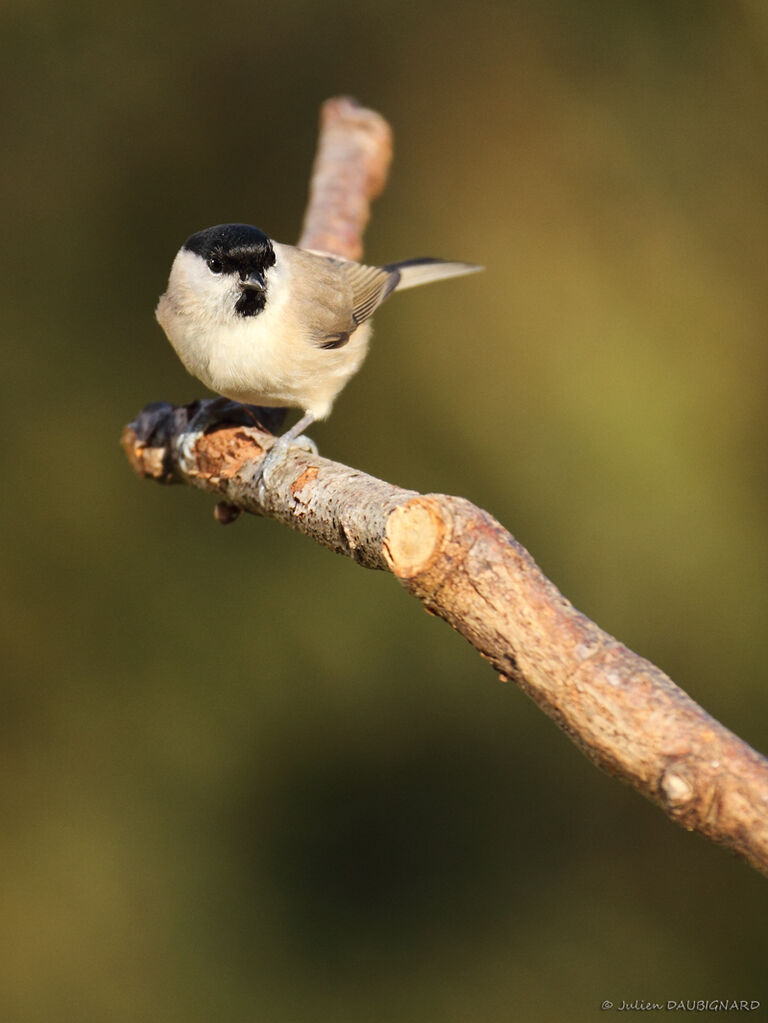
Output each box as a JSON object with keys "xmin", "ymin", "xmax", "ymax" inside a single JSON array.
[{"xmin": 383, "ymin": 498, "xmax": 446, "ymax": 578}]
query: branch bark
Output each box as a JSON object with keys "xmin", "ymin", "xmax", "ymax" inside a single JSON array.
[
  {"xmin": 299, "ymin": 96, "xmax": 392, "ymax": 260},
  {"xmin": 127, "ymin": 97, "xmax": 768, "ymax": 878}
]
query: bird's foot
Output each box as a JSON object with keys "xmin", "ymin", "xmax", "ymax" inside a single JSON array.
[{"xmin": 256, "ymin": 412, "xmax": 318, "ymax": 492}]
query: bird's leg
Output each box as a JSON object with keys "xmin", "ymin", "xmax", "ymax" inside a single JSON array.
[
  {"xmin": 280, "ymin": 411, "xmax": 317, "ymax": 447},
  {"xmin": 257, "ymin": 411, "xmax": 318, "ymax": 490}
]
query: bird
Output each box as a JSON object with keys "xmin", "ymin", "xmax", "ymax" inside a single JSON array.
[{"xmin": 156, "ymin": 222, "xmax": 482, "ymax": 470}]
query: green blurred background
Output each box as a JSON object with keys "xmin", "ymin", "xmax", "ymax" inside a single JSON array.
[{"xmin": 3, "ymin": 1, "xmax": 768, "ymax": 1019}]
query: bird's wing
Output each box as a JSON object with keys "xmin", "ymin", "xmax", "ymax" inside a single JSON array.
[
  {"xmin": 290, "ymin": 248, "xmax": 400, "ymax": 348},
  {"xmin": 289, "ymin": 247, "xmax": 480, "ymax": 348},
  {"xmin": 335, "ymin": 260, "xmax": 400, "ymax": 325},
  {"xmin": 337, "ymin": 256, "xmax": 483, "ymax": 320}
]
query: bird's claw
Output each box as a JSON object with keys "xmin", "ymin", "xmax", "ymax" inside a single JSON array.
[{"xmin": 257, "ymin": 432, "xmax": 318, "ymax": 491}]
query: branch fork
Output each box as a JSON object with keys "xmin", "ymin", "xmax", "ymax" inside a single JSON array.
[{"xmin": 123, "ymin": 97, "xmax": 768, "ymax": 878}]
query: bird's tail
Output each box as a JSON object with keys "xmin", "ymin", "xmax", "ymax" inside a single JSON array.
[{"xmin": 384, "ymin": 257, "xmax": 483, "ymax": 291}]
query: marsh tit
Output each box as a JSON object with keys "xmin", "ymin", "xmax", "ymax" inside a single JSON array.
[{"xmin": 156, "ymin": 223, "xmax": 482, "ymax": 454}]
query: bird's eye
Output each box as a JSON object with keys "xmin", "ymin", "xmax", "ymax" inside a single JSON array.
[{"xmin": 207, "ymin": 257, "xmax": 224, "ymax": 274}]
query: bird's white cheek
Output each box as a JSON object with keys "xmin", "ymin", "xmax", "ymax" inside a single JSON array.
[
  {"xmin": 157, "ymin": 265, "xmax": 238, "ymax": 384},
  {"xmin": 183, "ymin": 276, "xmax": 240, "ymax": 327}
]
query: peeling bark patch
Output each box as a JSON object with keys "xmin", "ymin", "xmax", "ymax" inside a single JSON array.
[
  {"xmin": 196, "ymin": 429, "xmax": 263, "ymax": 479},
  {"xmin": 291, "ymin": 466, "xmax": 319, "ymax": 496}
]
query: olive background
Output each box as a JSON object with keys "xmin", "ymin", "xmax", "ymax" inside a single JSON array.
[{"xmin": 3, "ymin": 2, "xmax": 768, "ymax": 1020}]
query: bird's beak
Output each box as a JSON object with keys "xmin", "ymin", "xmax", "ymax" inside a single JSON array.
[{"xmin": 241, "ymin": 271, "xmax": 266, "ymax": 293}]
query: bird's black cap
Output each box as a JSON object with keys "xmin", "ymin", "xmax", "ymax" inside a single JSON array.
[{"xmin": 183, "ymin": 223, "xmax": 275, "ymax": 265}]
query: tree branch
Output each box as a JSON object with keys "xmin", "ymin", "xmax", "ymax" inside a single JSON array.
[
  {"xmin": 298, "ymin": 95, "xmax": 392, "ymax": 260},
  {"xmin": 126, "ymin": 97, "xmax": 768, "ymax": 878}
]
